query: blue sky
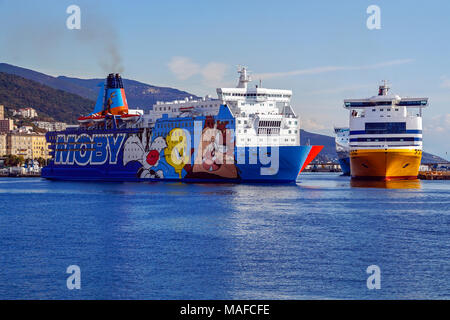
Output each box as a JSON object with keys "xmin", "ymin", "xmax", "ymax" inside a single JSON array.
[{"xmin": 0, "ymin": 0, "xmax": 449, "ymax": 158}]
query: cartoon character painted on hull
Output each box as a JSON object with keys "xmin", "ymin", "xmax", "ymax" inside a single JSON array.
[
  {"xmin": 188, "ymin": 117, "xmax": 238, "ymax": 179},
  {"xmin": 123, "ymin": 117, "xmax": 240, "ymax": 180},
  {"xmin": 123, "ymin": 128, "xmax": 168, "ymax": 178},
  {"xmin": 164, "ymin": 128, "xmax": 190, "ymax": 179}
]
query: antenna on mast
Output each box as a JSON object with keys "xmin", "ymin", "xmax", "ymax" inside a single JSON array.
[
  {"xmin": 378, "ymin": 80, "xmax": 390, "ymax": 96},
  {"xmin": 237, "ymin": 65, "xmax": 251, "ymax": 88}
]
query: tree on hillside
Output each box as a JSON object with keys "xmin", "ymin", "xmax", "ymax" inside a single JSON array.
[{"xmin": 0, "ymin": 72, "xmax": 94, "ymax": 123}]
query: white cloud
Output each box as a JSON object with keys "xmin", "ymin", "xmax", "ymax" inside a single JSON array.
[
  {"xmin": 168, "ymin": 57, "xmax": 227, "ymax": 87},
  {"xmin": 201, "ymin": 62, "xmax": 227, "ymax": 84},
  {"xmin": 168, "ymin": 56, "xmax": 201, "ymax": 81},
  {"xmin": 253, "ymin": 59, "xmax": 415, "ymax": 80},
  {"xmin": 424, "ymin": 113, "xmax": 450, "ymax": 134}
]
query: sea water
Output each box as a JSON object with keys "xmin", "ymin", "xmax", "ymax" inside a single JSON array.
[{"xmin": 0, "ymin": 173, "xmax": 448, "ymax": 299}]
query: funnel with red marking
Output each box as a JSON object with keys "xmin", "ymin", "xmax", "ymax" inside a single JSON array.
[{"xmin": 101, "ymin": 73, "xmax": 129, "ymax": 116}]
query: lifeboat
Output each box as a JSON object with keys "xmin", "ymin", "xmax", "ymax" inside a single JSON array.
[
  {"xmin": 120, "ymin": 114, "xmax": 140, "ymax": 121},
  {"xmin": 77, "ymin": 116, "xmax": 93, "ymax": 123},
  {"xmin": 92, "ymin": 115, "xmax": 106, "ymax": 122}
]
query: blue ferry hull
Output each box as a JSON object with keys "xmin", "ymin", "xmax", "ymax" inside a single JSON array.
[
  {"xmin": 338, "ymin": 156, "xmax": 351, "ymax": 176},
  {"xmin": 42, "ymin": 145, "xmax": 313, "ymax": 182}
]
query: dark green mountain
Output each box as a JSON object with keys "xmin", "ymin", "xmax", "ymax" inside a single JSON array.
[
  {"xmin": 0, "ymin": 72, "xmax": 93, "ymax": 123},
  {"xmin": 0, "ymin": 63, "xmax": 94, "ymax": 99},
  {"xmin": 0, "ymin": 63, "xmax": 198, "ymax": 110}
]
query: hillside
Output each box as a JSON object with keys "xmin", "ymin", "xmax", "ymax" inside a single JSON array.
[
  {"xmin": 0, "ymin": 63, "xmax": 94, "ymax": 99},
  {"xmin": 0, "ymin": 72, "xmax": 93, "ymax": 123},
  {"xmin": 300, "ymin": 129, "xmax": 335, "ymax": 162},
  {"xmin": 0, "ymin": 63, "xmax": 198, "ymax": 110}
]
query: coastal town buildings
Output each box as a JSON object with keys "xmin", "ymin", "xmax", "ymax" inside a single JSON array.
[
  {"xmin": 0, "ymin": 134, "xmax": 6, "ymax": 156},
  {"xmin": 33, "ymin": 121, "xmax": 67, "ymax": 132},
  {"xmin": 0, "ymin": 119, "xmax": 14, "ymax": 134},
  {"xmin": 0, "ymin": 105, "xmax": 15, "ymax": 134},
  {"xmin": 31, "ymin": 134, "xmax": 49, "ymax": 159},
  {"xmin": 16, "ymin": 126, "xmax": 34, "ymax": 134},
  {"xmin": 12, "ymin": 107, "xmax": 38, "ymax": 118},
  {"xmin": 6, "ymin": 133, "xmax": 49, "ymax": 159},
  {"xmin": 0, "ymin": 104, "xmax": 62, "ymax": 161}
]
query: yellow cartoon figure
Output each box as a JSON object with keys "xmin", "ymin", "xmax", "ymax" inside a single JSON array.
[{"xmin": 164, "ymin": 128, "xmax": 190, "ymax": 178}]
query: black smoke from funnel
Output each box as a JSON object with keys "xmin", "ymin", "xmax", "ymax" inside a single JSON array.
[
  {"xmin": 74, "ymin": 6, "xmax": 125, "ymax": 74},
  {"xmin": 2, "ymin": 2, "xmax": 125, "ymax": 74}
]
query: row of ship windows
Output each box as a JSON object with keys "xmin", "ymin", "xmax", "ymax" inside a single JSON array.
[
  {"xmin": 238, "ymin": 129, "xmax": 298, "ymax": 134},
  {"xmin": 346, "ymin": 101, "xmax": 426, "ymax": 107},
  {"xmin": 154, "ymin": 105, "xmax": 218, "ymax": 112},
  {"xmin": 156, "ymin": 122, "xmax": 194, "ymax": 129},
  {"xmin": 371, "ymin": 108, "xmax": 399, "ymax": 112},
  {"xmin": 155, "ymin": 120, "xmax": 235, "ymax": 129},
  {"xmin": 258, "ymin": 120, "xmax": 281, "ymax": 127},
  {"xmin": 152, "ymin": 128, "xmax": 297, "ymax": 135},
  {"xmin": 350, "ymin": 137, "xmax": 422, "ymax": 142},
  {"xmin": 237, "ymin": 120, "xmax": 298, "ymax": 126},
  {"xmin": 239, "ymin": 138, "xmax": 296, "ymax": 142},
  {"xmin": 365, "ymin": 122, "xmax": 406, "ymax": 133},
  {"xmin": 239, "ymin": 103, "xmax": 274, "ymax": 107},
  {"xmin": 350, "ymin": 144, "xmax": 421, "ymax": 148},
  {"xmin": 223, "ymin": 93, "xmax": 291, "ymax": 98}
]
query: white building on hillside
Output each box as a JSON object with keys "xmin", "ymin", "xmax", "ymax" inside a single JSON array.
[{"xmin": 13, "ymin": 107, "xmax": 38, "ymax": 118}]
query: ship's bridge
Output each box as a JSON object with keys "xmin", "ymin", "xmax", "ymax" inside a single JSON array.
[
  {"xmin": 343, "ymin": 82, "xmax": 428, "ymax": 120},
  {"xmin": 343, "ymin": 96, "xmax": 428, "ymax": 109},
  {"xmin": 343, "ymin": 81, "xmax": 428, "ymax": 110},
  {"xmin": 217, "ymin": 67, "xmax": 295, "ymax": 118},
  {"xmin": 217, "ymin": 67, "xmax": 292, "ymax": 103}
]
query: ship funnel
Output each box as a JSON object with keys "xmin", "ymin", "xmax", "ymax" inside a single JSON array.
[{"xmin": 101, "ymin": 73, "xmax": 129, "ymax": 115}]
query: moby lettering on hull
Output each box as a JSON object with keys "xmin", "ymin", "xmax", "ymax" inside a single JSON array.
[{"xmin": 54, "ymin": 133, "xmax": 126, "ymax": 166}]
